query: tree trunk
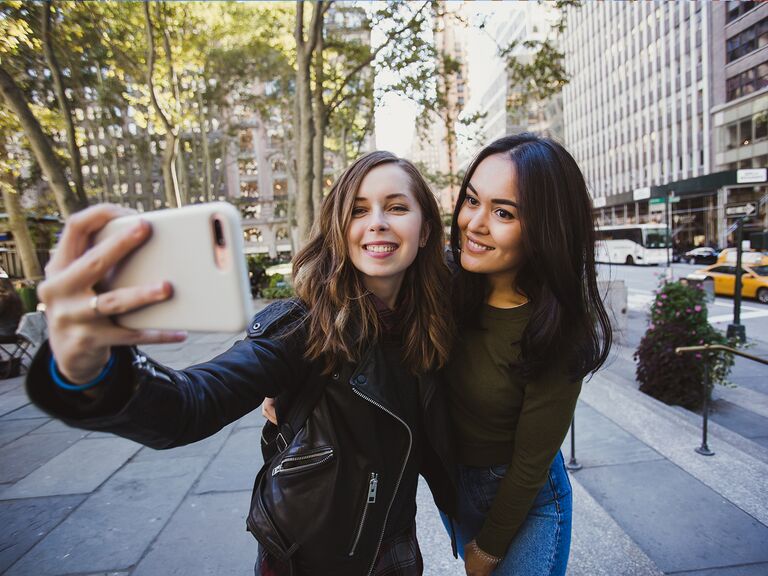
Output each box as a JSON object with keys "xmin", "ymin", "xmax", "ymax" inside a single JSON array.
[
  {"xmin": 0, "ymin": 65, "xmax": 85, "ymax": 217},
  {"xmin": 197, "ymin": 88, "xmax": 212, "ymax": 202},
  {"xmin": 294, "ymin": 1, "xmax": 326, "ymax": 245},
  {"xmin": 311, "ymin": 25, "xmax": 325, "ymax": 215},
  {"xmin": 144, "ymin": 2, "xmax": 180, "ymax": 208},
  {"xmin": 41, "ymin": 1, "xmax": 88, "ymax": 208},
  {"xmin": 0, "ymin": 144, "xmax": 43, "ymax": 281}
]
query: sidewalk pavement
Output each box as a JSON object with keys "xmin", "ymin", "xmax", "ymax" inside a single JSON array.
[{"xmin": 0, "ymin": 300, "xmax": 766, "ymax": 575}]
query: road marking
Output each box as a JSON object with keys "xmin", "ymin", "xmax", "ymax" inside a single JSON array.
[
  {"xmin": 708, "ymin": 310, "xmax": 768, "ymax": 323},
  {"xmin": 627, "ymin": 290, "xmax": 768, "ymax": 324}
]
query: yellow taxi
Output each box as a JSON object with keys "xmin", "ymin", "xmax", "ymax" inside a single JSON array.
[{"xmin": 691, "ymin": 251, "xmax": 768, "ymax": 304}]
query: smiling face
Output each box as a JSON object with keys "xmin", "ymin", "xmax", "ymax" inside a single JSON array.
[
  {"xmin": 346, "ymin": 163, "xmax": 427, "ymax": 305},
  {"xmin": 457, "ymin": 153, "xmax": 525, "ymax": 290}
]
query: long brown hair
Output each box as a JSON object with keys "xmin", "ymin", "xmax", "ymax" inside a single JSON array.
[
  {"xmin": 293, "ymin": 151, "xmax": 453, "ymax": 374},
  {"xmin": 450, "ymin": 134, "xmax": 612, "ymax": 381}
]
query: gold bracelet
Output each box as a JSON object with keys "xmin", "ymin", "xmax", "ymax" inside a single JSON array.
[{"xmin": 468, "ymin": 539, "xmax": 502, "ymax": 565}]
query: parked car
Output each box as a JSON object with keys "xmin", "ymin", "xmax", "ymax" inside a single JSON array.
[
  {"xmin": 688, "ymin": 262, "xmax": 768, "ymax": 304},
  {"xmin": 683, "ymin": 246, "xmax": 719, "ymax": 265}
]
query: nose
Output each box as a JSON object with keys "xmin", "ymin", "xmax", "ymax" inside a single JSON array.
[
  {"xmin": 466, "ymin": 208, "xmax": 488, "ymax": 235},
  {"xmin": 368, "ymin": 207, "xmax": 390, "ymax": 232}
]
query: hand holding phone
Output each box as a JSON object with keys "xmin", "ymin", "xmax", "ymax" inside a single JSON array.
[
  {"xmin": 94, "ymin": 202, "xmax": 253, "ymax": 332},
  {"xmin": 37, "ymin": 203, "xmax": 253, "ymax": 385}
]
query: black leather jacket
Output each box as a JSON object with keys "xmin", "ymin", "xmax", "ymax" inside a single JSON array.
[{"xmin": 26, "ymin": 299, "xmax": 457, "ymax": 575}]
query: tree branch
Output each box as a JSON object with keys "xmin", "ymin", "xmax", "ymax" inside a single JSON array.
[
  {"xmin": 325, "ymin": 0, "xmax": 430, "ymax": 116},
  {"xmin": 144, "ymin": 1, "xmax": 174, "ymax": 134}
]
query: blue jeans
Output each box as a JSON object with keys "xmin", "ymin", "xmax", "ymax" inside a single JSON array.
[{"xmin": 441, "ymin": 451, "xmax": 572, "ymax": 576}]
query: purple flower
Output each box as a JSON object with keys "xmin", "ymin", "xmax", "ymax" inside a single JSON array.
[
  {"xmin": 694, "ymin": 305, "xmax": 702, "ymax": 312},
  {"xmin": 661, "ymin": 294, "xmax": 668, "ymax": 299}
]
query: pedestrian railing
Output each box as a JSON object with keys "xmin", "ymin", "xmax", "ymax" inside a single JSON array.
[{"xmin": 675, "ymin": 344, "xmax": 768, "ymax": 456}]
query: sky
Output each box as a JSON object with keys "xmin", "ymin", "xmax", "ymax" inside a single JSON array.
[{"xmin": 373, "ymin": 1, "xmax": 504, "ymax": 157}]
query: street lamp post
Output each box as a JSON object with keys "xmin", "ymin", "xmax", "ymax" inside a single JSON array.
[{"xmin": 726, "ymin": 216, "xmax": 747, "ymax": 343}]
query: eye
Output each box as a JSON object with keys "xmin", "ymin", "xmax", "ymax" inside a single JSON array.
[
  {"xmin": 465, "ymin": 195, "xmax": 479, "ymax": 207},
  {"xmin": 389, "ymin": 204, "xmax": 409, "ymax": 213},
  {"xmin": 494, "ymin": 208, "xmax": 515, "ymax": 220},
  {"xmin": 351, "ymin": 206, "xmax": 367, "ymax": 217}
]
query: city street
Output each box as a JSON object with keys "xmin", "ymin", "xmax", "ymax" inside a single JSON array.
[{"xmin": 598, "ymin": 262, "xmax": 768, "ymax": 345}]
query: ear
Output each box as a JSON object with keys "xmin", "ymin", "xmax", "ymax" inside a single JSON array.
[{"xmin": 419, "ymin": 222, "xmax": 430, "ymax": 248}]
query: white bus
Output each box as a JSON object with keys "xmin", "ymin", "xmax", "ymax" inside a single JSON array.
[{"xmin": 595, "ymin": 224, "xmax": 670, "ymax": 265}]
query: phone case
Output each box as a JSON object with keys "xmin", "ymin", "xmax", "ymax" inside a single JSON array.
[{"xmin": 94, "ymin": 202, "xmax": 253, "ymax": 332}]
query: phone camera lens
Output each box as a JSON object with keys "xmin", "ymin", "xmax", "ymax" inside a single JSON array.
[{"xmin": 213, "ymin": 218, "xmax": 225, "ymax": 247}]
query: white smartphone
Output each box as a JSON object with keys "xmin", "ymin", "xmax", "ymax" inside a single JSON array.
[{"xmin": 94, "ymin": 202, "xmax": 253, "ymax": 332}]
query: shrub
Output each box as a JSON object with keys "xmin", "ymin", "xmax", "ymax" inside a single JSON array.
[
  {"xmin": 260, "ymin": 273, "xmax": 294, "ymax": 300},
  {"xmin": 634, "ymin": 280, "xmax": 734, "ymax": 410}
]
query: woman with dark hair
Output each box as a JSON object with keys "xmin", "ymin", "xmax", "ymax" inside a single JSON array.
[
  {"xmin": 25, "ymin": 151, "xmax": 457, "ymax": 576},
  {"xmin": 441, "ymin": 133, "xmax": 612, "ymax": 576}
]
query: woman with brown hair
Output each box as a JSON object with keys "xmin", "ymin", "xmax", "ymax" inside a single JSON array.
[{"xmin": 25, "ymin": 151, "xmax": 457, "ymax": 576}]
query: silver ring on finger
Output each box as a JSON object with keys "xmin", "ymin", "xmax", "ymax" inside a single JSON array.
[{"xmin": 90, "ymin": 294, "xmax": 101, "ymax": 317}]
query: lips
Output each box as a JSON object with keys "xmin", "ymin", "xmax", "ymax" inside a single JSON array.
[
  {"xmin": 464, "ymin": 235, "xmax": 494, "ymax": 253},
  {"xmin": 364, "ymin": 243, "xmax": 398, "ymax": 253}
]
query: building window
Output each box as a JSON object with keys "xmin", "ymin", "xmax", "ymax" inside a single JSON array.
[
  {"xmin": 726, "ymin": 63, "xmax": 768, "ymax": 101},
  {"xmin": 726, "ymin": 1, "xmax": 757, "ymax": 24},
  {"xmin": 755, "ymin": 112, "xmax": 768, "ymax": 141},
  {"xmin": 243, "ymin": 227, "xmax": 263, "ymax": 243},
  {"xmin": 240, "ymin": 181, "xmax": 259, "ymax": 198},
  {"xmin": 726, "ymin": 17, "xmax": 768, "ymax": 63}
]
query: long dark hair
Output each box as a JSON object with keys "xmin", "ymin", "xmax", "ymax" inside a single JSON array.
[
  {"xmin": 450, "ymin": 133, "xmax": 612, "ymax": 381},
  {"xmin": 293, "ymin": 151, "xmax": 454, "ymax": 374}
]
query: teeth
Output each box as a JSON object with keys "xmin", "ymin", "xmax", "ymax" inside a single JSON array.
[
  {"xmin": 468, "ymin": 239, "xmax": 493, "ymax": 251},
  {"xmin": 366, "ymin": 244, "xmax": 397, "ymax": 253}
]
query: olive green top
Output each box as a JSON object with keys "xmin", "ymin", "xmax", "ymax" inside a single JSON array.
[{"xmin": 446, "ymin": 303, "xmax": 581, "ymax": 557}]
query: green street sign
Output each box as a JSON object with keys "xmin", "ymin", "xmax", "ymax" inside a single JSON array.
[
  {"xmin": 649, "ymin": 198, "xmax": 665, "ymax": 205},
  {"xmin": 669, "ymin": 195, "xmax": 681, "ymax": 203}
]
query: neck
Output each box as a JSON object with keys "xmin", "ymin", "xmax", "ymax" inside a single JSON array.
[
  {"xmin": 486, "ymin": 271, "xmax": 527, "ymax": 308},
  {"xmin": 363, "ymin": 276, "xmax": 403, "ymax": 310}
]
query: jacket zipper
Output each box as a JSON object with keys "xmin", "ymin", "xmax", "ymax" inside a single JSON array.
[
  {"xmin": 272, "ymin": 447, "xmax": 334, "ymax": 477},
  {"xmin": 351, "ymin": 387, "xmax": 412, "ymax": 576},
  {"xmin": 348, "ymin": 472, "xmax": 379, "ymax": 557}
]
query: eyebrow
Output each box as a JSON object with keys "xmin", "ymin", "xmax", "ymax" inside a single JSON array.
[
  {"xmin": 467, "ymin": 182, "xmax": 518, "ymax": 208},
  {"xmin": 354, "ymin": 193, "xmax": 410, "ymax": 201}
]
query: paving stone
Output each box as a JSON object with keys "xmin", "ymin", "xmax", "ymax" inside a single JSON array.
[
  {"xmin": 132, "ymin": 424, "xmax": 231, "ymax": 462},
  {"xmin": 568, "ymin": 476, "xmax": 662, "ymax": 576},
  {"xmin": 415, "ymin": 477, "xmax": 463, "ymax": 576},
  {"xmin": 0, "ymin": 494, "xmax": 84, "ymax": 573},
  {"xmin": 0, "ymin": 419, "xmax": 46, "ymax": 448},
  {"xmin": 0, "ymin": 431, "xmax": 85, "ymax": 484},
  {"xmin": 708, "ymin": 399, "xmax": 768, "ymax": 441},
  {"xmin": 564, "ymin": 402, "xmax": 664, "ymax": 468},
  {"xmin": 27, "ymin": 419, "xmax": 77, "ymax": 435},
  {"xmin": 574, "ymin": 459, "xmax": 768, "ymax": 574},
  {"xmin": 583, "ymin": 374, "xmax": 768, "ymax": 527},
  {"xmin": 5, "ymin": 456, "xmax": 208, "ymax": 576},
  {"xmin": 0, "ymin": 437, "xmax": 141, "ymax": 499},
  {"xmin": 193, "ymin": 426, "xmax": 263, "ymax": 494},
  {"xmin": 0, "ymin": 376, "xmax": 23, "ymax": 395},
  {"xmin": 130, "ymin": 491, "xmax": 258, "ymax": 576},
  {"xmin": 0, "ymin": 403, "xmax": 48, "ymax": 421},
  {"xmin": 0, "ymin": 394, "xmax": 30, "ymax": 419}
]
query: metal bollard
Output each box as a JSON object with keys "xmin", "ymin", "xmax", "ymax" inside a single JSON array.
[
  {"xmin": 695, "ymin": 353, "xmax": 715, "ymax": 456},
  {"xmin": 565, "ymin": 417, "xmax": 582, "ymax": 470}
]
